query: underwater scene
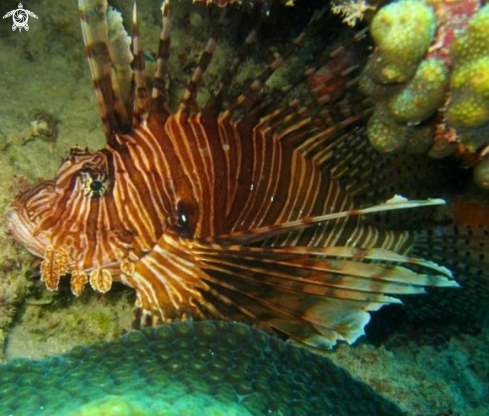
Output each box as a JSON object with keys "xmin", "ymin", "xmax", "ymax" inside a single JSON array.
[{"xmin": 0, "ymin": 0, "xmax": 488, "ymax": 414}]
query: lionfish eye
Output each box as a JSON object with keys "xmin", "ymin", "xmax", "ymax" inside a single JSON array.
[
  {"xmin": 90, "ymin": 180, "xmax": 103, "ymax": 192},
  {"xmin": 80, "ymin": 170, "xmax": 109, "ymax": 198}
]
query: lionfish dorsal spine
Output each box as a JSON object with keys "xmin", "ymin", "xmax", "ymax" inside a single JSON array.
[
  {"xmin": 202, "ymin": 27, "xmax": 259, "ymax": 120},
  {"xmin": 131, "ymin": 2, "xmax": 149, "ymax": 126},
  {"xmin": 151, "ymin": 0, "xmax": 172, "ymax": 116},
  {"xmin": 177, "ymin": 10, "xmax": 225, "ymax": 117},
  {"xmin": 106, "ymin": 7, "xmax": 133, "ymax": 126},
  {"xmin": 226, "ymin": 9, "xmax": 325, "ymax": 121},
  {"xmin": 79, "ymin": 0, "xmax": 133, "ymax": 144}
]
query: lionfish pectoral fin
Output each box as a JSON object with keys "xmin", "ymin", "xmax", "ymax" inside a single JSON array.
[
  {"xmin": 209, "ymin": 195, "xmax": 447, "ymax": 245},
  {"xmin": 79, "ymin": 0, "xmax": 133, "ymax": 142},
  {"xmin": 120, "ymin": 232, "xmax": 221, "ymax": 327},
  {"xmin": 269, "ymin": 300, "xmax": 379, "ymax": 348},
  {"xmin": 183, "ymin": 240, "xmax": 457, "ymax": 347}
]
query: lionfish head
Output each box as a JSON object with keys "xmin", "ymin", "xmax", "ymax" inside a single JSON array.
[{"xmin": 6, "ymin": 145, "xmax": 139, "ymax": 296}]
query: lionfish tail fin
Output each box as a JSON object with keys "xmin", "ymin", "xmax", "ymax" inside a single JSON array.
[
  {"xmin": 183, "ymin": 239, "xmax": 456, "ymax": 348},
  {"xmin": 78, "ymin": 0, "xmax": 133, "ymax": 143}
]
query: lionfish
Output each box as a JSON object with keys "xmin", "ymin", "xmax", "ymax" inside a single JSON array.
[{"xmin": 6, "ymin": 0, "xmax": 459, "ymax": 348}]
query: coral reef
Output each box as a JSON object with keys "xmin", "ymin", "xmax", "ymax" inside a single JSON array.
[
  {"xmin": 445, "ymin": 3, "xmax": 489, "ymax": 189},
  {"xmin": 361, "ymin": 0, "xmax": 489, "ymax": 188},
  {"xmin": 388, "ymin": 57, "xmax": 448, "ymax": 124}
]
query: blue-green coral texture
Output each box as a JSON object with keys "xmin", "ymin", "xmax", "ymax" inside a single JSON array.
[{"xmin": 0, "ymin": 321, "xmax": 403, "ymax": 416}]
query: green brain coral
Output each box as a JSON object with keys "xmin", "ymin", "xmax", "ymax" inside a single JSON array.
[{"xmin": 0, "ymin": 321, "xmax": 403, "ymax": 416}]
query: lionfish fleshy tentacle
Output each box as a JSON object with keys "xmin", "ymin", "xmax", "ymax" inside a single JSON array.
[
  {"xmin": 79, "ymin": 0, "xmax": 133, "ymax": 143},
  {"xmin": 177, "ymin": 9, "xmax": 226, "ymax": 117},
  {"xmin": 132, "ymin": 2, "xmax": 149, "ymax": 126},
  {"xmin": 151, "ymin": 0, "xmax": 172, "ymax": 117}
]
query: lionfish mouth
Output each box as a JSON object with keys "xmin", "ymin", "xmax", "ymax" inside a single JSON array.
[
  {"xmin": 5, "ymin": 180, "xmax": 123, "ymax": 296},
  {"xmin": 6, "ymin": 203, "xmax": 123, "ymax": 296},
  {"xmin": 6, "ymin": 197, "xmax": 50, "ymax": 259}
]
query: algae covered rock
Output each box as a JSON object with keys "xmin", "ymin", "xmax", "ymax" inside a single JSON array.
[
  {"xmin": 388, "ymin": 57, "xmax": 449, "ymax": 124},
  {"xmin": 361, "ymin": 0, "xmax": 443, "ymax": 154},
  {"xmin": 446, "ymin": 4, "xmax": 489, "ymax": 129},
  {"xmin": 361, "ymin": 0, "xmax": 489, "ymax": 190},
  {"xmin": 369, "ymin": 0, "xmax": 436, "ymax": 83}
]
